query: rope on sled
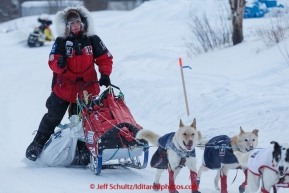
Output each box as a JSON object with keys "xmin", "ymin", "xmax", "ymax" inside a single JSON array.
[
  {"xmin": 95, "ymin": 110, "xmax": 149, "ymax": 149},
  {"xmin": 76, "ymin": 94, "xmax": 103, "ymax": 157}
]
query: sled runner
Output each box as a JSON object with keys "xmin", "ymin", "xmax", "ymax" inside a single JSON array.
[{"xmin": 76, "ymin": 82, "xmax": 149, "ymax": 175}]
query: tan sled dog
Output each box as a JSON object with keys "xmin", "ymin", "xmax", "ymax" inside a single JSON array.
[
  {"xmin": 197, "ymin": 127, "xmax": 259, "ymax": 193},
  {"xmin": 234, "ymin": 141, "xmax": 289, "ymax": 193},
  {"xmin": 136, "ymin": 119, "xmax": 205, "ymax": 193}
]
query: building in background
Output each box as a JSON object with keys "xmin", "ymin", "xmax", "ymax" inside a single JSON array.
[
  {"xmin": 21, "ymin": 1, "xmax": 83, "ymax": 17},
  {"xmin": 107, "ymin": 0, "xmax": 144, "ymax": 10},
  {"xmin": 0, "ymin": 0, "xmax": 147, "ymax": 23}
]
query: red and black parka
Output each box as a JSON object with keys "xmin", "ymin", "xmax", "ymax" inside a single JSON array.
[{"xmin": 48, "ymin": 34, "xmax": 113, "ymax": 103}]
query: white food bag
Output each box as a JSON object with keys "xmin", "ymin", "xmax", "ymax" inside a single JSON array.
[{"xmin": 39, "ymin": 115, "xmax": 84, "ymax": 166}]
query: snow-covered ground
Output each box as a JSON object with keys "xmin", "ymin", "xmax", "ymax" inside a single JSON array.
[{"xmin": 0, "ymin": 0, "xmax": 288, "ymax": 193}]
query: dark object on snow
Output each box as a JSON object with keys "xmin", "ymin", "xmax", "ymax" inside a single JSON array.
[{"xmin": 26, "ymin": 132, "xmax": 51, "ymax": 161}]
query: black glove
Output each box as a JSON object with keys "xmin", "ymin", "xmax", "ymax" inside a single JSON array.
[
  {"xmin": 98, "ymin": 74, "xmax": 111, "ymax": 87},
  {"xmin": 57, "ymin": 55, "xmax": 67, "ymax": 69}
]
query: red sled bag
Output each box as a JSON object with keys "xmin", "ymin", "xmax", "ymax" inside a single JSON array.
[{"xmin": 77, "ymin": 84, "xmax": 145, "ymax": 159}]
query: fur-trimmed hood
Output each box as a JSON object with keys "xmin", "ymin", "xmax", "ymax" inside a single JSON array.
[{"xmin": 54, "ymin": 6, "xmax": 95, "ymax": 38}]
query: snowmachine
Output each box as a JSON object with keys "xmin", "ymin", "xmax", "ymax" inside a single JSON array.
[
  {"xmin": 27, "ymin": 28, "xmax": 46, "ymax": 47},
  {"xmin": 76, "ymin": 83, "xmax": 149, "ymax": 175},
  {"xmin": 27, "ymin": 18, "xmax": 52, "ymax": 47}
]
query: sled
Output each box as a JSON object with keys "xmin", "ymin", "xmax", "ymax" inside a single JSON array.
[{"xmin": 76, "ymin": 82, "xmax": 149, "ymax": 175}]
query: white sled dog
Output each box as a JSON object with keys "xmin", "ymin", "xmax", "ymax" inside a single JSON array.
[
  {"xmin": 136, "ymin": 118, "xmax": 205, "ymax": 193},
  {"xmin": 197, "ymin": 127, "xmax": 259, "ymax": 193},
  {"xmin": 234, "ymin": 141, "xmax": 289, "ymax": 193}
]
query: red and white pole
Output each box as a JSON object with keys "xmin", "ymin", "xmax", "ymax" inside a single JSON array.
[{"xmin": 179, "ymin": 58, "xmax": 190, "ymax": 116}]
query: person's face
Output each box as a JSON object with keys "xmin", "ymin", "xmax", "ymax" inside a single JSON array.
[{"xmin": 69, "ymin": 20, "xmax": 81, "ymax": 34}]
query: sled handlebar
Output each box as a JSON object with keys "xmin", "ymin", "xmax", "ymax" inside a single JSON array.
[
  {"xmin": 110, "ymin": 84, "xmax": 120, "ymax": 90},
  {"xmin": 77, "ymin": 81, "xmax": 120, "ymax": 94}
]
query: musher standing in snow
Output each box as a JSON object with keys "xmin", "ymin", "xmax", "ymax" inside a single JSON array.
[{"xmin": 26, "ymin": 6, "xmax": 113, "ymax": 162}]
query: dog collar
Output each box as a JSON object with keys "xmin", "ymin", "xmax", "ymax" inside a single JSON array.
[
  {"xmin": 179, "ymin": 145, "xmax": 186, "ymax": 152},
  {"xmin": 167, "ymin": 136, "xmax": 196, "ymax": 158},
  {"xmin": 158, "ymin": 132, "xmax": 196, "ymax": 158}
]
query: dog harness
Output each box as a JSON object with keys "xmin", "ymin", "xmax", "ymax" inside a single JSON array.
[
  {"xmin": 248, "ymin": 147, "xmax": 289, "ymax": 176},
  {"xmin": 150, "ymin": 132, "xmax": 196, "ymax": 169},
  {"xmin": 248, "ymin": 148, "xmax": 289, "ymax": 193},
  {"xmin": 204, "ymin": 135, "xmax": 238, "ymax": 169}
]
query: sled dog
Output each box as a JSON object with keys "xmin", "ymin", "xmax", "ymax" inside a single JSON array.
[
  {"xmin": 197, "ymin": 127, "xmax": 259, "ymax": 193},
  {"xmin": 136, "ymin": 118, "xmax": 205, "ymax": 193},
  {"xmin": 234, "ymin": 141, "xmax": 289, "ymax": 193}
]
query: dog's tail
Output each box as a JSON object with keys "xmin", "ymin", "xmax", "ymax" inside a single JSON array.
[
  {"xmin": 233, "ymin": 151, "xmax": 251, "ymax": 168},
  {"xmin": 136, "ymin": 129, "xmax": 160, "ymax": 147},
  {"xmin": 197, "ymin": 130, "xmax": 208, "ymax": 150}
]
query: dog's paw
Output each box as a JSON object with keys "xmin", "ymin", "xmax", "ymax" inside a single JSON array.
[
  {"xmin": 215, "ymin": 186, "xmax": 220, "ymax": 190},
  {"xmin": 152, "ymin": 183, "xmax": 160, "ymax": 191},
  {"xmin": 238, "ymin": 185, "xmax": 245, "ymax": 193},
  {"xmin": 196, "ymin": 177, "xmax": 200, "ymax": 186}
]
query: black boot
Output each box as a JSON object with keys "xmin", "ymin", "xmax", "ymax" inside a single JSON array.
[
  {"xmin": 26, "ymin": 132, "xmax": 51, "ymax": 161},
  {"xmin": 72, "ymin": 140, "xmax": 90, "ymax": 165}
]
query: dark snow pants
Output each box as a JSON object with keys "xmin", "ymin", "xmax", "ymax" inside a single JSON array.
[{"xmin": 38, "ymin": 92, "xmax": 77, "ymax": 135}]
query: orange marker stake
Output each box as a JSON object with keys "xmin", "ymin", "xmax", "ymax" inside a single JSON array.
[{"xmin": 179, "ymin": 58, "xmax": 190, "ymax": 116}]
